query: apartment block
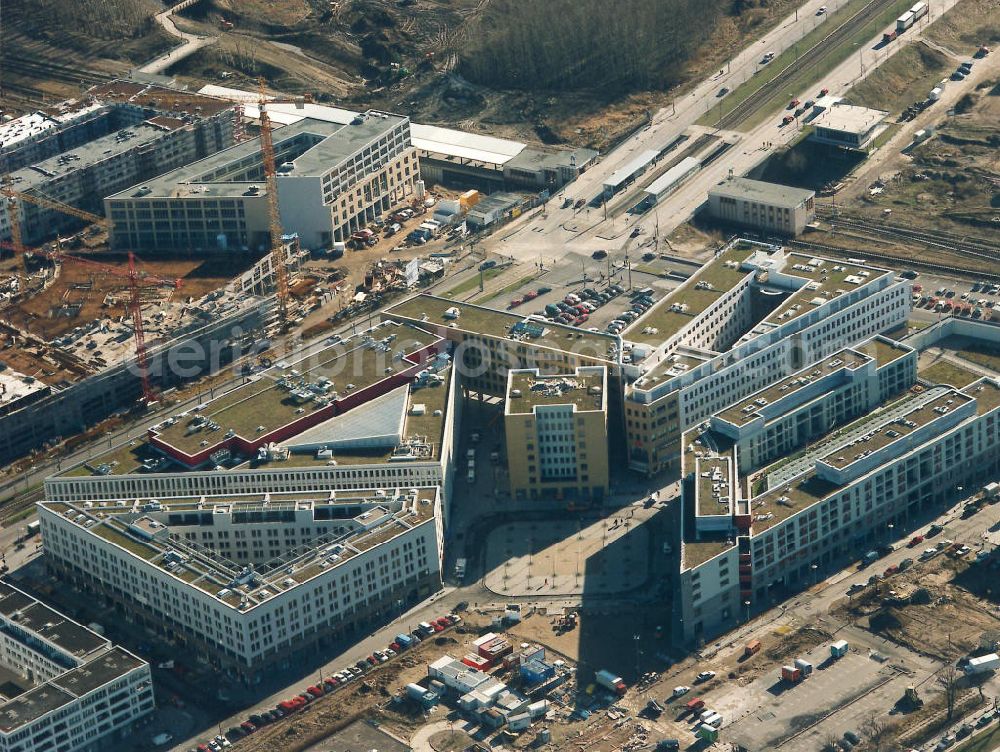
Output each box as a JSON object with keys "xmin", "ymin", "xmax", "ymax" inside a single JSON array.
[
  {"xmin": 39, "ymin": 487, "xmax": 442, "ymax": 684},
  {"xmin": 504, "ymin": 367, "xmax": 609, "ymax": 501},
  {"xmin": 676, "ymin": 356, "xmax": 1000, "ymax": 644},
  {"xmin": 105, "ymin": 111, "xmax": 418, "ymax": 252},
  {"xmin": 0, "ymin": 583, "xmax": 152, "ymax": 752},
  {"xmin": 0, "ymin": 83, "xmax": 235, "ymax": 247}
]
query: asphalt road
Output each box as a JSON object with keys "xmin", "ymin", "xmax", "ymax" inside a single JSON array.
[{"xmin": 484, "ymin": 0, "xmax": 964, "ymax": 263}]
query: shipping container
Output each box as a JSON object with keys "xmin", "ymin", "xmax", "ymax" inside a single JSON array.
[
  {"xmin": 830, "ymin": 640, "xmax": 849, "ymax": 658},
  {"xmin": 794, "ymin": 658, "xmax": 814, "ymax": 676},
  {"xmin": 685, "ymin": 697, "xmax": 706, "ymax": 713},
  {"xmin": 781, "ymin": 665, "xmax": 803, "ymax": 683},
  {"xmin": 744, "ymin": 639, "xmax": 762, "ymax": 658}
]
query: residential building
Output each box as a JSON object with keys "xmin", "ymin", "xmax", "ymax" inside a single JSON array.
[
  {"xmin": 39, "ymin": 487, "xmax": 443, "ymax": 684},
  {"xmin": 0, "ymin": 83, "xmax": 235, "ymax": 247},
  {"xmin": 676, "ymin": 352, "xmax": 1000, "ymax": 643},
  {"xmin": 504, "ymin": 367, "xmax": 609, "ymax": 501},
  {"xmin": 707, "ymin": 177, "xmax": 815, "ymax": 236},
  {"xmin": 105, "ymin": 111, "xmax": 418, "ymax": 252},
  {"xmin": 0, "ymin": 582, "xmax": 152, "ymax": 752}
]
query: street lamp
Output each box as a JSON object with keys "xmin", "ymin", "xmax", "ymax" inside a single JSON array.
[
  {"xmin": 811, "ymin": 563, "xmax": 819, "ymax": 586},
  {"xmin": 634, "ymin": 634, "xmax": 641, "ymax": 678},
  {"xmin": 744, "ymin": 600, "xmax": 751, "ymax": 622}
]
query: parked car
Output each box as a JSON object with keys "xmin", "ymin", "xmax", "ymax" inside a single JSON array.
[
  {"xmin": 695, "ymin": 670, "xmax": 716, "ymax": 683},
  {"xmin": 671, "ymin": 685, "xmax": 690, "ymax": 698},
  {"xmin": 908, "ymin": 535, "xmax": 924, "ymax": 547},
  {"xmin": 592, "ymin": 250, "xmax": 608, "ymax": 260}
]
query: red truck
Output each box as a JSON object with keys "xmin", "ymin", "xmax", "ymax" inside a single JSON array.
[{"xmin": 882, "ymin": 29, "xmax": 898, "ymax": 44}]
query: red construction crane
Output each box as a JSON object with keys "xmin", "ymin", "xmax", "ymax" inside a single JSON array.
[{"xmin": 256, "ymin": 77, "xmax": 290, "ymax": 328}]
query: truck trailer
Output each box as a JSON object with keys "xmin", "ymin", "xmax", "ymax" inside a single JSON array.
[
  {"xmin": 595, "ymin": 669, "xmax": 627, "ymax": 696},
  {"xmin": 965, "ymin": 654, "xmax": 1000, "ymax": 675}
]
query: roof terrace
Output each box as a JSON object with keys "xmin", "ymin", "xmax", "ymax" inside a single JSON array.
[{"xmin": 506, "ymin": 368, "xmax": 607, "ymax": 414}]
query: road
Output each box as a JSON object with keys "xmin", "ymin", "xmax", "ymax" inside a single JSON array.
[
  {"xmin": 483, "ymin": 0, "xmax": 963, "ymax": 263},
  {"xmin": 140, "ymin": 0, "xmax": 217, "ymax": 75}
]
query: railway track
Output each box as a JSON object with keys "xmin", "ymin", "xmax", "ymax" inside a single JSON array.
[
  {"xmin": 0, "ymin": 55, "xmax": 109, "ymax": 88},
  {"xmin": 714, "ymin": 0, "xmax": 899, "ymax": 130},
  {"xmin": 788, "ymin": 238, "xmax": 1000, "ymax": 281},
  {"xmin": 0, "ymin": 486, "xmax": 44, "ymax": 528},
  {"xmin": 816, "ymin": 210, "xmax": 1000, "ymax": 263}
]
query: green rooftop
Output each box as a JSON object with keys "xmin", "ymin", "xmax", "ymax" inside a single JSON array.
[
  {"xmin": 964, "ymin": 378, "xmax": 1000, "ymax": 416},
  {"xmin": 506, "ymin": 368, "xmax": 607, "ymax": 414},
  {"xmin": 766, "ymin": 256, "xmax": 890, "ymax": 325},
  {"xmin": 856, "ymin": 337, "xmax": 911, "ymax": 366},
  {"xmin": 624, "ymin": 246, "xmax": 755, "ymax": 346},
  {"xmin": 150, "ymin": 322, "xmax": 441, "ymax": 458}
]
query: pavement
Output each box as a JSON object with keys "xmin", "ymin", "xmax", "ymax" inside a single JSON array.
[
  {"xmin": 140, "ymin": 1, "xmax": 217, "ymax": 75},
  {"xmin": 478, "ymin": 0, "xmax": 965, "ymax": 264}
]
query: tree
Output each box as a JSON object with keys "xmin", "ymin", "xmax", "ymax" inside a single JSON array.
[
  {"xmin": 939, "ymin": 664, "xmax": 960, "ymax": 721},
  {"xmin": 861, "ymin": 709, "xmax": 892, "ymax": 752}
]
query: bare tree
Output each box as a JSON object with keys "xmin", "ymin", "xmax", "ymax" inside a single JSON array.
[
  {"xmin": 861, "ymin": 709, "xmax": 892, "ymax": 752},
  {"xmin": 939, "ymin": 664, "xmax": 960, "ymax": 721}
]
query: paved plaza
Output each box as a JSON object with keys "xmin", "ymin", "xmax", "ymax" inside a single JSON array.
[{"xmin": 483, "ymin": 514, "xmax": 650, "ymax": 596}]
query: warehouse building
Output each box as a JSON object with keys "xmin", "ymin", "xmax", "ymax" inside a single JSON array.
[
  {"xmin": 0, "ymin": 582, "xmax": 153, "ymax": 752},
  {"xmin": 504, "ymin": 367, "xmax": 609, "ymax": 502},
  {"xmin": 39, "ymin": 487, "xmax": 442, "ymax": 684},
  {"xmin": 105, "ymin": 111, "xmax": 418, "ymax": 252},
  {"xmin": 809, "ymin": 103, "xmax": 889, "ymax": 151},
  {"xmin": 707, "ymin": 176, "xmax": 815, "ymax": 236},
  {"xmin": 0, "ymin": 83, "xmax": 235, "ymax": 247}
]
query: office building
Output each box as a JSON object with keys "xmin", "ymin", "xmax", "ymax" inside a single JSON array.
[
  {"xmin": 707, "ymin": 177, "xmax": 816, "ymax": 236},
  {"xmin": 675, "ymin": 348, "xmax": 1000, "ymax": 643},
  {"xmin": 0, "ymin": 582, "xmax": 152, "ymax": 752},
  {"xmin": 105, "ymin": 111, "xmax": 418, "ymax": 252},
  {"xmin": 504, "ymin": 367, "xmax": 609, "ymax": 501},
  {"xmin": 0, "ymin": 82, "xmax": 235, "ymax": 247},
  {"xmin": 810, "ymin": 104, "xmax": 889, "ymax": 151},
  {"xmin": 39, "ymin": 487, "xmax": 442, "ymax": 684},
  {"xmin": 622, "ymin": 240, "xmax": 911, "ymax": 477}
]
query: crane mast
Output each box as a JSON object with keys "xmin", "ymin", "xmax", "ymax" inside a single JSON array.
[{"xmin": 257, "ymin": 79, "xmax": 289, "ymax": 328}]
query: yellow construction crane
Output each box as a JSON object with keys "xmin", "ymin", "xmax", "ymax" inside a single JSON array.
[
  {"xmin": 256, "ymin": 78, "xmax": 289, "ymax": 327},
  {"xmin": 1, "ymin": 175, "xmax": 28, "ymax": 275},
  {"xmin": 1, "ymin": 187, "xmax": 109, "ymax": 230}
]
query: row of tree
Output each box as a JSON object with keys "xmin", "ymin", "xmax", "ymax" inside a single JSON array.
[
  {"xmin": 457, "ymin": 0, "xmax": 729, "ymax": 93},
  {"xmin": 13, "ymin": 0, "xmax": 153, "ymax": 39}
]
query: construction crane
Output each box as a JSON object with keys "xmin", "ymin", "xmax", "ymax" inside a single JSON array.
[
  {"xmin": 255, "ymin": 78, "xmax": 311, "ymax": 329},
  {"xmin": 0, "ymin": 185, "xmax": 110, "ymax": 230},
  {"xmin": 1, "ymin": 172, "xmax": 177, "ymax": 405}
]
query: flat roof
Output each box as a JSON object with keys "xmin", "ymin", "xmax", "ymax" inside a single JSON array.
[
  {"xmin": 604, "ymin": 149, "xmax": 660, "ymax": 189},
  {"xmin": 53, "ymin": 647, "xmax": 145, "ymax": 697},
  {"xmin": 506, "ymin": 368, "xmax": 606, "ymax": 414},
  {"xmin": 717, "ymin": 349, "xmax": 871, "ymax": 426},
  {"xmin": 855, "ymin": 337, "xmax": 911, "ymax": 366},
  {"xmin": 0, "ymin": 684, "xmax": 76, "ymax": 733},
  {"xmin": 197, "ymin": 84, "xmax": 529, "ymax": 166},
  {"xmin": 962, "ymin": 378, "xmax": 1000, "ymax": 416},
  {"xmin": 765, "ymin": 255, "xmax": 891, "ymax": 325},
  {"xmin": 645, "ymin": 157, "xmax": 701, "ymax": 196},
  {"xmin": 683, "ymin": 539, "xmax": 735, "ymax": 568},
  {"xmin": 624, "ymin": 245, "xmax": 755, "ymax": 347},
  {"xmin": 696, "ymin": 453, "xmax": 735, "ymax": 518},
  {"xmin": 411, "ymin": 123, "xmax": 526, "ymax": 165},
  {"xmin": 148, "ymin": 322, "xmax": 440, "ymax": 460},
  {"xmin": 819, "ymin": 390, "xmax": 972, "ymax": 469},
  {"xmin": 42, "ymin": 487, "xmax": 439, "ymax": 612},
  {"xmin": 386, "ymin": 294, "xmax": 618, "ymax": 363},
  {"xmin": 812, "ymin": 104, "xmax": 888, "ymax": 135},
  {"xmin": 708, "ymin": 177, "xmax": 814, "ymax": 207},
  {"xmin": 9, "ymin": 121, "xmax": 181, "ymax": 192},
  {"xmin": 107, "ymin": 113, "xmax": 404, "ymax": 200}
]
